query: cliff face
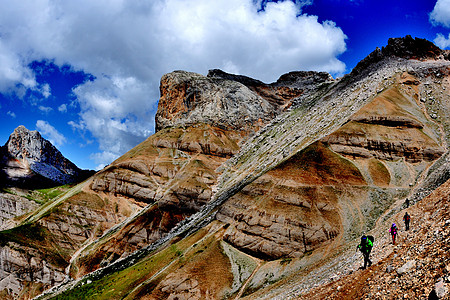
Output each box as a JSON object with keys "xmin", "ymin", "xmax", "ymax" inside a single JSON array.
[
  {"xmin": 156, "ymin": 71, "xmax": 276, "ymax": 133},
  {"xmin": 0, "ymin": 193, "xmax": 38, "ymax": 230},
  {"xmin": 2, "ymin": 37, "xmax": 450, "ymax": 300},
  {"xmin": 154, "ymin": 69, "xmax": 332, "ymax": 133},
  {"xmin": 0, "ymin": 126, "xmax": 93, "ymax": 188}
]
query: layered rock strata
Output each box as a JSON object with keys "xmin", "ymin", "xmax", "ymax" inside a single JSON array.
[{"xmin": 0, "ymin": 193, "xmax": 38, "ymax": 230}]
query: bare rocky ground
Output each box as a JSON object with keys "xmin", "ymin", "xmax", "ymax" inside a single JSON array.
[{"xmin": 265, "ymin": 178, "xmax": 450, "ymax": 300}]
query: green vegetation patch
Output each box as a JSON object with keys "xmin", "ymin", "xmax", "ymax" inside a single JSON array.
[
  {"xmin": 53, "ymin": 227, "xmax": 212, "ymax": 300},
  {"xmin": 36, "ymin": 185, "xmax": 73, "ymax": 202}
]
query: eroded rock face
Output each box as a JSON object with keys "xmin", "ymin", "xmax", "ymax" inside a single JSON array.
[
  {"xmin": 0, "ymin": 245, "xmax": 65, "ymax": 297},
  {"xmin": 90, "ymin": 125, "xmax": 242, "ymax": 206},
  {"xmin": 216, "ymin": 71, "xmax": 447, "ymax": 260},
  {"xmin": 0, "ymin": 186, "xmax": 137, "ymax": 298},
  {"xmin": 0, "ymin": 193, "xmax": 38, "ymax": 230},
  {"xmin": 71, "ymin": 125, "xmax": 243, "ymax": 276},
  {"xmin": 155, "ymin": 71, "xmax": 273, "ymax": 133},
  {"xmin": 322, "ymin": 78, "xmax": 445, "ymax": 163},
  {"xmin": 217, "ymin": 142, "xmax": 367, "ymax": 259},
  {"xmin": 155, "ymin": 70, "xmax": 308, "ymax": 133}
]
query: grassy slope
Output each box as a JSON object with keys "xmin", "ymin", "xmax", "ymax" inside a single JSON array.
[{"xmin": 51, "ymin": 223, "xmax": 238, "ymax": 300}]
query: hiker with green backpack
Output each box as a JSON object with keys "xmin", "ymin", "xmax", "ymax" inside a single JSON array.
[{"xmin": 357, "ymin": 235, "xmax": 373, "ymax": 269}]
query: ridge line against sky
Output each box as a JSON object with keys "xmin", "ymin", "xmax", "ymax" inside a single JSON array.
[{"xmin": 0, "ymin": 0, "xmax": 449, "ymax": 170}]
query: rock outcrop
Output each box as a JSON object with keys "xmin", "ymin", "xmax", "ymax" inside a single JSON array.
[
  {"xmin": 155, "ymin": 69, "xmax": 331, "ymax": 133},
  {"xmin": 352, "ymin": 35, "xmax": 449, "ymax": 76},
  {"xmin": 155, "ymin": 71, "xmax": 273, "ymax": 133},
  {"xmin": 322, "ymin": 76, "xmax": 445, "ymax": 163},
  {"xmin": 0, "ymin": 126, "xmax": 94, "ymax": 188},
  {"xmin": 0, "ymin": 193, "xmax": 38, "ymax": 230},
  {"xmin": 207, "ymin": 69, "xmax": 332, "ymax": 109}
]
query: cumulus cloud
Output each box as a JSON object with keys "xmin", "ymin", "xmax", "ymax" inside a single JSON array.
[
  {"xmin": 58, "ymin": 103, "xmax": 67, "ymax": 113},
  {"xmin": 430, "ymin": 0, "xmax": 450, "ymax": 27},
  {"xmin": 7, "ymin": 111, "xmax": 16, "ymax": 118},
  {"xmin": 434, "ymin": 33, "xmax": 450, "ymax": 49},
  {"xmin": 40, "ymin": 83, "xmax": 51, "ymax": 98},
  {"xmin": 38, "ymin": 105, "xmax": 53, "ymax": 113},
  {"xmin": 0, "ymin": 0, "xmax": 347, "ymax": 167},
  {"xmin": 36, "ymin": 120, "xmax": 67, "ymax": 146},
  {"xmin": 0, "ymin": 40, "xmax": 37, "ymax": 95}
]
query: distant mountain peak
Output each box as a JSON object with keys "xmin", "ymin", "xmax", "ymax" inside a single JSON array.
[{"xmin": 1, "ymin": 125, "xmax": 93, "ymax": 188}]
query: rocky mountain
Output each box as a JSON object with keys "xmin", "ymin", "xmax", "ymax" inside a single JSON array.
[
  {"xmin": 0, "ymin": 126, "xmax": 94, "ymax": 188},
  {"xmin": 0, "ymin": 36, "xmax": 448, "ymax": 300}
]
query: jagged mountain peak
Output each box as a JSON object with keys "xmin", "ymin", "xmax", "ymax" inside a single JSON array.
[
  {"xmin": 352, "ymin": 35, "xmax": 449, "ymax": 75},
  {"xmin": 0, "ymin": 125, "xmax": 93, "ymax": 187},
  {"xmin": 383, "ymin": 35, "xmax": 445, "ymax": 59},
  {"xmin": 7, "ymin": 125, "xmax": 53, "ymax": 161}
]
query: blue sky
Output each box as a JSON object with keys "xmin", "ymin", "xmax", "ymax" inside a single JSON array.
[{"xmin": 0, "ymin": 0, "xmax": 449, "ymax": 170}]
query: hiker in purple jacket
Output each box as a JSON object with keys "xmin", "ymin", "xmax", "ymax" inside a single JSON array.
[{"xmin": 389, "ymin": 223, "xmax": 398, "ymax": 244}]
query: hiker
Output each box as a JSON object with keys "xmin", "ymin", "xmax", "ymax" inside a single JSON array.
[
  {"xmin": 405, "ymin": 198, "xmax": 410, "ymax": 208},
  {"xmin": 357, "ymin": 235, "xmax": 373, "ymax": 269},
  {"xmin": 389, "ymin": 223, "xmax": 398, "ymax": 244},
  {"xmin": 403, "ymin": 212, "xmax": 411, "ymax": 231}
]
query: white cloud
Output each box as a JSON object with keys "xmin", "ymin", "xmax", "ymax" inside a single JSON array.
[
  {"xmin": 36, "ymin": 120, "xmax": 67, "ymax": 146},
  {"xmin": 38, "ymin": 105, "xmax": 53, "ymax": 113},
  {"xmin": 7, "ymin": 111, "xmax": 16, "ymax": 118},
  {"xmin": 68, "ymin": 120, "xmax": 85, "ymax": 131},
  {"xmin": 90, "ymin": 151, "xmax": 119, "ymax": 171},
  {"xmin": 430, "ymin": 0, "xmax": 450, "ymax": 27},
  {"xmin": 0, "ymin": 0, "xmax": 347, "ymax": 167},
  {"xmin": 0, "ymin": 40, "xmax": 37, "ymax": 95},
  {"xmin": 434, "ymin": 33, "xmax": 450, "ymax": 49},
  {"xmin": 40, "ymin": 83, "xmax": 51, "ymax": 98},
  {"xmin": 58, "ymin": 103, "xmax": 67, "ymax": 113}
]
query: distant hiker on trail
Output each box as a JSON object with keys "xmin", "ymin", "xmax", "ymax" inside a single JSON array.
[
  {"xmin": 403, "ymin": 212, "xmax": 411, "ymax": 231},
  {"xmin": 405, "ymin": 198, "xmax": 410, "ymax": 208},
  {"xmin": 357, "ymin": 235, "xmax": 373, "ymax": 269},
  {"xmin": 389, "ymin": 223, "xmax": 398, "ymax": 245}
]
